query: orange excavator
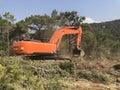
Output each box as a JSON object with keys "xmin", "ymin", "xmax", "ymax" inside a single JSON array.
[{"xmin": 13, "ymin": 26, "xmax": 84, "ymax": 58}]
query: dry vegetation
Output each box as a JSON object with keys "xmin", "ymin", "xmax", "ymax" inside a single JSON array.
[{"xmin": 0, "ymin": 56, "xmax": 119, "ymax": 90}]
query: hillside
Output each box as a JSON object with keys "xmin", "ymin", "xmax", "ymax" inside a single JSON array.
[
  {"xmin": 91, "ymin": 19, "xmax": 120, "ymax": 40},
  {"xmin": 80, "ymin": 19, "xmax": 120, "ymax": 59}
]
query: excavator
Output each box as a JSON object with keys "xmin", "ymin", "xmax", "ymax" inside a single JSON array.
[{"xmin": 12, "ymin": 26, "xmax": 84, "ymax": 59}]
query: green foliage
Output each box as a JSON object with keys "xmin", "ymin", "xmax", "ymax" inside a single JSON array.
[
  {"xmin": 45, "ymin": 80, "xmax": 64, "ymax": 90},
  {"xmin": 58, "ymin": 11, "xmax": 85, "ymax": 27},
  {"xmin": 77, "ymin": 70, "xmax": 109, "ymax": 84},
  {"xmin": 82, "ymin": 30, "xmax": 97, "ymax": 55},
  {"xmin": 0, "ymin": 57, "xmax": 69, "ymax": 90},
  {"xmin": 59, "ymin": 62, "xmax": 75, "ymax": 74},
  {"xmin": 3, "ymin": 12, "xmax": 15, "ymax": 23},
  {"xmin": 0, "ymin": 57, "xmax": 43, "ymax": 89},
  {"xmin": 0, "ymin": 12, "xmax": 15, "ymax": 56},
  {"xmin": 51, "ymin": 9, "xmax": 58, "ymax": 19},
  {"xmin": 0, "ymin": 55, "xmax": 119, "ymax": 89},
  {"xmin": 81, "ymin": 20, "xmax": 120, "ymax": 59}
]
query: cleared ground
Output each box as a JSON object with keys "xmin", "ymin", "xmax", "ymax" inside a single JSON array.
[{"xmin": 0, "ymin": 56, "xmax": 120, "ymax": 90}]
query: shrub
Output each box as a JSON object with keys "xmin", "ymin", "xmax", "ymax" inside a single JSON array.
[
  {"xmin": 59, "ymin": 62, "xmax": 75, "ymax": 75},
  {"xmin": 44, "ymin": 80, "xmax": 64, "ymax": 90},
  {"xmin": 77, "ymin": 70, "xmax": 109, "ymax": 84}
]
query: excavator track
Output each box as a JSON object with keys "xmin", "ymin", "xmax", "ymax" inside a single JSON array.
[
  {"xmin": 24, "ymin": 54, "xmax": 72, "ymax": 61},
  {"xmin": 23, "ymin": 49, "xmax": 84, "ymax": 61}
]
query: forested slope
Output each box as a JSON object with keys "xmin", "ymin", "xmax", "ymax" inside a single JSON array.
[{"xmin": 81, "ymin": 20, "xmax": 120, "ymax": 59}]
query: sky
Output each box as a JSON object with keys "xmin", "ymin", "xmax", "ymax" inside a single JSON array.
[{"xmin": 0, "ymin": 0, "xmax": 120, "ymax": 23}]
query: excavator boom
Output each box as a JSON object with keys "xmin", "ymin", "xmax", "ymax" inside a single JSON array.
[{"xmin": 49, "ymin": 26, "xmax": 82, "ymax": 49}]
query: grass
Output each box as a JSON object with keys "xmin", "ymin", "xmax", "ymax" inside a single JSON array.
[
  {"xmin": 77, "ymin": 70, "xmax": 110, "ymax": 84},
  {"xmin": 0, "ymin": 56, "xmax": 119, "ymax": 90}
]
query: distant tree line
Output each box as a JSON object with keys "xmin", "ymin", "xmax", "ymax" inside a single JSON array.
[
  {"xmin": 0, "ymin": 10, "xmax": 119, "ymax": 59},
  {"xmin": 82, "ymin": 20, "xmax": 120, "ymax": 59}
]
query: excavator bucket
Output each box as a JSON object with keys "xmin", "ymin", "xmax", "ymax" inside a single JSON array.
[{"xmin": 72, "ymin": 48, "xmax": 85, "ymax": 58}]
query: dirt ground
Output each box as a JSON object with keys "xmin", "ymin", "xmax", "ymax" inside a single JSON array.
[
  {"xmin": 39, "ymin": 56, "xmax": 120, "ymax": 90},
  {"xmin": 60, "ymin": 79, "xmax": 119, "ymax": 90},
  {"xmin": 68, "ymin": 56, "xmax": 120, "ymax": 90}
]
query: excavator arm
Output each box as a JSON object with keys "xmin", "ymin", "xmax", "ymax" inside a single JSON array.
[{"xmin": 49, "ymin": 26, "xmax": 82, "ymax": 49}]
